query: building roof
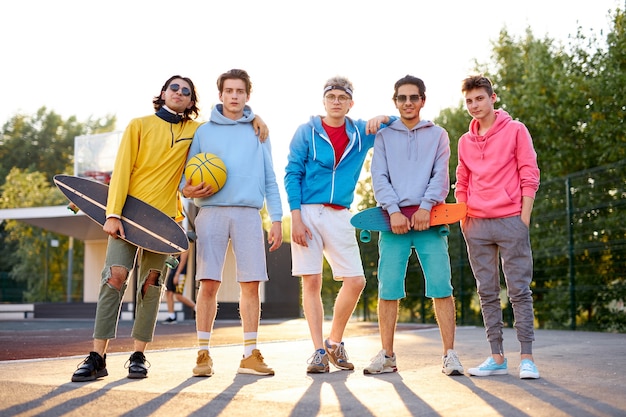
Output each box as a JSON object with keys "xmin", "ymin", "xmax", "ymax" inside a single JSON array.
[{"xmin": 0, "ymin": 206, "xmax": 106, "ymax": 240}]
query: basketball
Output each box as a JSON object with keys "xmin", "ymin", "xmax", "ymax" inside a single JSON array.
[{"xmin": 184, "ymin": 153, "xmax": 227, "ymax": 192}]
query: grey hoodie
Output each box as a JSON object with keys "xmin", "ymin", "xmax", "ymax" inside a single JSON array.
[{"xmin": 371, "ymin": 119, "xmax": 450, "ymax": 214}]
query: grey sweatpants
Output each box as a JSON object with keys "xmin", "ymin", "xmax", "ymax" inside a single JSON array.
[{"xmin": 462, "ymin": 216, "xmax": 535, "ymax": 355}]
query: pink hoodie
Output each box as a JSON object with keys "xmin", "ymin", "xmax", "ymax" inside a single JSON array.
[{"xmin": 455, "ymin": 109, "xmax": 540, "ymax": 218}]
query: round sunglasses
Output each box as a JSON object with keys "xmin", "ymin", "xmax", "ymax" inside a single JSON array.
[{"xmin": 169, "ymin": 83, "xmax": 191, "ymax": 97}]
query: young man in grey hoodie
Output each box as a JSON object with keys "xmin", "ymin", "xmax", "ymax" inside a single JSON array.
[{"xmin": 365, "ymin": 75, "xmax": 464, "ymax": 376}]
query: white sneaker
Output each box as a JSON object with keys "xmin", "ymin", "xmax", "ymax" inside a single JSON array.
[
  {"xmin": 442, "ymin": 349, "xmax": 464, "ymax": 375},
  {"xmin": 363, "ymin": 349, "xmax": 397, "ymax": 375}
]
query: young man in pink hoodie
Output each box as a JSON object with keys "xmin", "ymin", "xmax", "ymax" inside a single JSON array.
[{"xmin": 455, "ymin": 75, "xmax": 541, "ymax": 379}]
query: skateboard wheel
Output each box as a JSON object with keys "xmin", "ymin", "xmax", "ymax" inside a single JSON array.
[
  {"xmin": 165, "ymin": 255, "xmax": 179, "ymax": 269},
  {"xmin": 67, "ymin": 203, "xmax": 79, "ymax": 214},
  {"xmin": 438, "ymin": 225, "xmax": 450, "ymax": 236},
  {"xmin": 360, "ymin": 230, "xmax": 371, "ymax": 243}
]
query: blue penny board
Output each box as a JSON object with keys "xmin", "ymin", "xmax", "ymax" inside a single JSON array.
[
  {"xmin": 351, "ymin": 203, "xmax": 467, "ymax": 232},
  {"xmin": 54, "ymin": 174, "xmax": 188, "ymax": 254}
]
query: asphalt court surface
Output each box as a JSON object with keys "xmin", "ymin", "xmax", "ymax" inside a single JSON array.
[{"xmin": 1, "ymin": 319, "xmax": 625, "ymax": 417}]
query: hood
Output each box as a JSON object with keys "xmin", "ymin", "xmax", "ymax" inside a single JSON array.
[
  {"xmin": 209, "ymin": 104, "xmax": 255, "ymax": 125},
  {"xmin": 386, "ymin": 118, "xmax": 434, "ymax": 133},
  {"xmin": 306, "ymin": 115, "xmax": 363, "ymax": 159},
  {"xmin": 467, "ymin": 109, "xmax": 512, "ymax": 141}
]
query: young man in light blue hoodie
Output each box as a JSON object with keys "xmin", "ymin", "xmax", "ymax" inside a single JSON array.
[
  {"xmin": 284, "ymin": 76, "xmax": 394, "ymax": 373},
  {"xmin": 364, "ymin": 75, "xmax": 464, "ymax": 376},
  {"xmin": 181, "ymin": 69, "xmax": 282, "ymax": 377}
]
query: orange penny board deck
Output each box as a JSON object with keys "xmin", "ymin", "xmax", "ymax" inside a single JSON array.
[{"xmin": 351, "ymin": 203, "xmax": 467, "ymax": 232}]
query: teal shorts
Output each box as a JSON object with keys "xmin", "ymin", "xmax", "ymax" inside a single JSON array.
[{"xmin": 377, "ymin": 227, "xmax": 453, "ymax": 300}]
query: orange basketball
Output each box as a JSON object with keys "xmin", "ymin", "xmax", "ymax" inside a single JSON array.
[{"xmin": 184, "ymin": 153, "xmax": 227, "ymax": 192}]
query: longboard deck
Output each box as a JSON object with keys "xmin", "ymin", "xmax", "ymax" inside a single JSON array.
[
  {"xmin": 54, "ymin": 175, "xmax": 188, "ymax": 254},
  {"xmin": 351, "ymin": 203, "xmax": 466, "ymax": 232}
]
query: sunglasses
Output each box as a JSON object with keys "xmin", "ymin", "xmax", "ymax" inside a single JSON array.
[
  {"xmin": 395, "ymin": 94, "xmax": 422, "ymax": 104},
  {"xmin": 169, "ymin": 83, "xmax": 191, "ymax": 97}
]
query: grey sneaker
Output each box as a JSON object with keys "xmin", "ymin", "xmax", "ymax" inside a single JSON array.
[
  {"xmin": 442, "ymin": 349, "xmax": 464, "ymax": 375},
  {"xmin": 325, "ymin": 339, "xmax": 354, "ymax": 370},
  {"xmin": 363, "ymin": 349, "xmax": 397, "ymax": 375},
  {"xmin": 307, "ymin": 349, "xmax": 329, "ymax": 373}
]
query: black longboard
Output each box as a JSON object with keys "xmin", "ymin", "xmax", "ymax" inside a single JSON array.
[{"xmin": 54, "ymin": 174, "xmax": 188, "ymax": 254}]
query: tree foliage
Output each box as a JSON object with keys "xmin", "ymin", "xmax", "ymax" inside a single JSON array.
[
  {"xmin": 0, "ymin": 108, "xmax": 112, "ymax": 302},
  {"xmin": 0, "ymin": 107, "xmax": 115, "ymax": 186},
  {"xmin": 1, "ymin": 168, "xmax": 84, "ymax": 301}
]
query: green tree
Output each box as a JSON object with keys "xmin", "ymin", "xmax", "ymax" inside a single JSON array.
[
  {"xmin": 0, "ymin": 108, "xmax": 113, "ymax": 302},
  {"xmin": 354, "ymin": 155, "xmax": 381, "ymax": 320},
  {"xmin": 568, "ymin": 10, "xmax": 626, "ymax": 167},
  {"xmin": 1, "ymin": 168, "xmax": 84, "ymax": 301},
  {"xmin": 0, "ymin": 107, "xmax": 115, "ymax": 186}
]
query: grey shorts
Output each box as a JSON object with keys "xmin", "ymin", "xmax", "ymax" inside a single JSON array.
[{"xmin": 195, "ymin": 206, "xmax": 268, "ymax": 282}]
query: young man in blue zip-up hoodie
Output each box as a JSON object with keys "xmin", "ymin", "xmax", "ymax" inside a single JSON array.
[
  {"xmin": 284, "ymin": 76, "xmax": 395, "ymax": 373},
  {"xmin": 182, "ymin": 69, "xmax": 282, "ymax": 377}
]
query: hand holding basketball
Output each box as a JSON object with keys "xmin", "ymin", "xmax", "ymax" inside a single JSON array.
[{"xmin": 184, "ymin": 153, "xmax": 227, "ymax": 192}]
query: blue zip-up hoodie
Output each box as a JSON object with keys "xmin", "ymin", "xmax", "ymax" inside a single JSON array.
[
  {"xmin": 371, "ymin": 119, "xmax": 450, "ymax": 215},
  {"xmin": 181, "ymin": 104, "xmax": 283, "ymax": 222},
  {"xmin": 285, "ymin": 115, "xmax": 394, "ymax": 211}
]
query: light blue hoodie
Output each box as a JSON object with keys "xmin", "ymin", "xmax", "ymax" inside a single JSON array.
[
  {"xmin": 182, "ymin": 104, "xmax": 282, "ymax": 222},
  {"xmin": 371, "ymin": 119, "xmax": 450, "ymax": 214},
  {"xmin": 285, "ymin": 115, "xmax": 394, "ymax": 211}
]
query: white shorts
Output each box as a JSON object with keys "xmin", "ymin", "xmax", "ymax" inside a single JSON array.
[
  {"xmin": 195, "ymin": 206, "xmax": 268, "ymax": 282},
  {"xmin": 290, "ymin": 204, "xmax": 364, "ymax": 279}
]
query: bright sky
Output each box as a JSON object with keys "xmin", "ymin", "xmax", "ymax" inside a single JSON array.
[{"xmin": 0, "ymin": 0, "xmax": 619, "ymax": 213}]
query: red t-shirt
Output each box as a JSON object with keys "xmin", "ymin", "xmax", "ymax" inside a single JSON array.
[
  {"xmin": 322, "ymin": 120, "xmax": 349, "ymax": 210},
  {"xmin": 322, "ymin": 120, "xmax": 349, "ymax": 167}
]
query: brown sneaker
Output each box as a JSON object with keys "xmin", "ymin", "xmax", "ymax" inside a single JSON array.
[
  {"xmin": 325, "ymin": 339, "xmax": 354, "ymax": 370},
  {"xmin": 193, "ymin": 350, "xmax": 214, "ymax": 377},
  {"xmin": 237, "ymin": 349, "xmax": 274, "ymax": 376}
]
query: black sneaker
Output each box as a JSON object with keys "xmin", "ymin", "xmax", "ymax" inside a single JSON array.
[
  {"xmin": 162, "ymin": 317, "xmax": 177, "ymax": 324},
  {"xmin": 126, "ymin": 351, "xmax": 150, "ymax": 379},
  {"xmin": 71, "ymin": 351, "xmax": 108, "ymax": 382}
]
